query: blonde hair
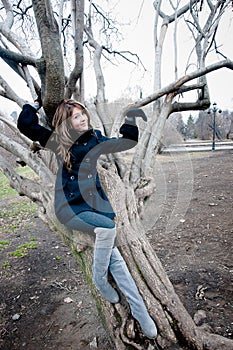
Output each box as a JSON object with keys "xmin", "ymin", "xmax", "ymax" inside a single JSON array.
[{"xmin": 52, "ymin": 99, "xmax": 91, "ymax": 170}]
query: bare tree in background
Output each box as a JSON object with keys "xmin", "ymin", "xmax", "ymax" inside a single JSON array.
[{"xmin": 0, "ymin": 1, "xmax": 233, "ymax": 349}]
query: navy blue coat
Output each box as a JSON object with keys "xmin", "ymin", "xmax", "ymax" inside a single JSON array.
[{"xmin": 18, "ymin": 104, "xmax": 138, "ymax": 224}]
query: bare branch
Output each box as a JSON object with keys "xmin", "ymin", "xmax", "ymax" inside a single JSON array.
[
  {"xmin": 90, "ymin": 0, "xmax": 120, "ymax": 43},
  {"xmin": 0, "ymin": 131, "xmax": 54, "ymax": 185},
  {"xmin": 0, "ymin": 153, "xmax": 42, "ymax": 203},
  {"xmin": 198, "ymin": 328, "xmax": 233, "ymax": 350},
  {"xmin": 31, "ymin": 0, "xmax": 65, "ymax": 118},
  {"xmin": 0, "ymin": 0, "xmax": 14, "ymax": 29},
  {"xmin": 0, "ymin": 75, "xmax": 25, "ymax": 106},
  {"xmin": 0, "ymin": 116, "xmax": 31, "ymax": 146},
  {"xmin": 14, "ymin": 1, "xmax": 33, "ymax": 17},
  {"xmin": 0, "ymin": 46, "xmax": 36, "ymax": 66},
  {"xmin": 155, "ymin": 0, "xmax": 202, "ymax": 23},
  {"xmin": 176, "ymin": 82, "xmax": 205, "ymax": 94},
  {"xmin": 84, "ymin": 8, "xmax": 106, "ymax": 103},
  {"xmin": 64, "ymin": 0, "xmax": 84, "ymax": 100},
  {"xmin": 172, "ymin": 99, "xmax": 209, "ymax": 113},
  {"xmin": 102, "ymin": 47, "xmax": 146, "ymax": 69},
  {"xmin": 91, "ymin": 2, "xmax": 113, "ymax": 29},
  {"xmin": 135, "ymin": 177, "xmax": 156, "ymax": 200},
  {"xmin": 205, "ymin": 1, "xmax": 230, "ymax": 57},
  {"xmin": 123, "ymin": 59, "xmax": 233, "ymax": 110},
  {"xmin": 0, "ymin": 16, "xmax": 36, "ymax": 56}
]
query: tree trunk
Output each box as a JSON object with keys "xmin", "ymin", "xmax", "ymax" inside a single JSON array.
[
  {"xmin": 39, "ymin": 163, "xmax": 233, "ymax": 350},
  {"xmin": 32, "ymin": 0, "xmax": 65, "ymax": 118}
]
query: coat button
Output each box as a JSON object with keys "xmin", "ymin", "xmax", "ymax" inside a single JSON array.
[
  {"xmin": 70, "ymin": 175, "xmax": 75, "ymax": 180},
  {"xmin": 89, "ymin": 191, "xmax": 93, "ymax": 196},
  {"xmin": 87, "ymin": 174, "xmax": 92, "ymax": 179},
  {"xmin": 85, "ymin": 158, "xmax": 90, "ymax": 162},
  {"xmin": 69, "ymin": 193, "xmax": 74, "ymax": 198}
]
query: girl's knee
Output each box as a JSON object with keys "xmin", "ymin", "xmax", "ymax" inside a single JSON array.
[{"xmin": 107, "ymin": 221, "xmax": 115, "ymax": 229}]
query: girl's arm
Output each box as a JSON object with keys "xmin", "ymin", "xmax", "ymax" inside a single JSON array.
[
  {"xmin": 94, "ymin": 121, "xmax": 139, "ymax": 155},
  {"xmin": 95, "ymin": 108, "xmax": 147, "ymax": 155},
  {"xmin": 17, "ymin": 104, "xmax": 55, "ymax": 148}
]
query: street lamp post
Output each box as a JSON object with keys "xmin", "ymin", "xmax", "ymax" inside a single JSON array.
[{"xmin": 207, "ymin": 102, "xmax": 222, "ymax": 151}]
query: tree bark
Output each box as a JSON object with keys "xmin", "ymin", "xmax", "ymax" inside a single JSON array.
[
  {"xmin": 32, "ymin": 0, "xmax": 65, "ymax": 118},
  {"xmin": 65, "ymin": 0, "xmax": 85, "ymax": 100}
]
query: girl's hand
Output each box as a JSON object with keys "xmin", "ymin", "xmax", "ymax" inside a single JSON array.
[{"xmin": 125, "ymin": 108, "xmax": 147, "ymax": 124}]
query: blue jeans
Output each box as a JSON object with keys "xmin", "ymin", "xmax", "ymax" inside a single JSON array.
[
  {"xmin": 66, "ymin": 212, "xmax": 157, "ymax": 337},
  {"xmin": 65, "ymin": 211, "xmax": 115, "ymax": 235}
]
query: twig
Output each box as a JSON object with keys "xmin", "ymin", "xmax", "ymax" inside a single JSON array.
[{"xmin": 41, "ymin": 320, "xmax": 55, "ymax": 342}]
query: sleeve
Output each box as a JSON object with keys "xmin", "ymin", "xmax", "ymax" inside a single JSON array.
[
  {"xmin": 17, "ymin": 104, "xmax": 54, "ymax": 148},
  {"xmin": 119, "ymin": 123, "xmax": 139, "ymax": 142},
  {"xmin": 95, "ymin": 122, "xmax": 139, "ymax": 155}
]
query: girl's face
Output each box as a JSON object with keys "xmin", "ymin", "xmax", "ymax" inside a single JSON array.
[{"xmin": 70, "ymin": 106, "xmax": 89, "ymax": 132}]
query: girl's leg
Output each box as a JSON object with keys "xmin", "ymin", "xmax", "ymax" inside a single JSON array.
[
  {"xmin": 92, "ymin": 226, "xmax": 120, "ymax": 303},
  {"xmin": 65, "ymin": 211, "xmax": 115, "ymax": 234},
  {"xmin": 109, "ymin": 248, "xmax": 157, "ymax": 339},
  {"xmin": 66, "ymin": 212, "xmax": 119, "ymax": 303},
  {"xmin": 66, "ymin": 213, "xmax": 157, "ymax": 338}
]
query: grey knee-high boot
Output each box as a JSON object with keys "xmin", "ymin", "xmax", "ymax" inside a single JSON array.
[
  {"xmin": 93, "ymin": 227, "xmax": 120, "ymax": 303},
  {"xmin": 109, "ymin": 247, "xmax": 157, "ymax": 339}
]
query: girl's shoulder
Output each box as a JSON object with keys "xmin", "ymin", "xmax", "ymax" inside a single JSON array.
[
  {"xmin": 93, "ymin": 129, "xmax": 106, "ymax": 141},
  {"xmin": 93, "ymin": 129, "xmax": 102, "ymax": 137}
]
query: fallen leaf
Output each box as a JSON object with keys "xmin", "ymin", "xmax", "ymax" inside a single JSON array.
[{"xmin": 64, "ymin": 297, "xmax": 73, "ymax": 303}]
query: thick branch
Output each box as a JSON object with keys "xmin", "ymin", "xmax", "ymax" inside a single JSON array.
[
  {"xmin": 84, "ymin": 23, "xmax": 105, "ymax": 103},
  {"xmin": 0, "ymin": 131, "xmax": 54, "ymax": 185},
  {"xmin": 0, "ymin": 23, "xmax": 36, "ymax": 57},
  {"xmin": 0, "ymin": 46, "xmax": 37, "ymax": 66},
  {"xmin": 134, "ymin": 178, "xmax": 155, "ymax": 200},
  {"xmin": 198, "ymin": 329, "xmax": 233, "ymax": 350},
  {"xmin": 0, "ymin": 116, "xmax": 31, "ymax": 146},
  {"xmin": 172, "ymin": 76, "xmax": 210, "ymax": 112},
  {"xmin": 0, "ymin": 154, "xmax": 42, "ymax": 203},
  {"xmin": 155, "ymin": 0, "xmax": 202, "ymax": 23},
  {"xmin": 172, "ymin": 99, "xmax": 209, "ymax": 112},
  {"xmin": 65, "ymin": 0, "xmax": 84, "ymax": 99},
  {"xmin": 176, "ymin": 82, "xmax": 205, "ymax": 94},
  {"xmin": 0, "ymin": 75, "xmax": 25, "ymax": 106},
  {"xmin": 123, "ymin": 59, "xmax": 233, "ymax": 110},
  {"xmin": 0, "ymin": 50, "xmax": 40, "ymax": 97},
  {"xmin": 32, "ymin": 0, "xmax": 65, "ymax": 118},
  {"xmin": 84, "ymin": 8, "xmax": 115, "ymax": 136},
  {"xmin": 0, "ymin": 0, "xmax": 14, "ymax": 30},
  {"xmin": 111, "ymin": 59, "xmax": 232, "ymax": 140}
]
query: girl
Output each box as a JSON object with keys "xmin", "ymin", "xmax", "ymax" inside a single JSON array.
[{"xmin": 17, "ymin": 99, "xmax": 157, "ymax": 339}]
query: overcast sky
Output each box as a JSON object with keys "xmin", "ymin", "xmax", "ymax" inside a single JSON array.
[
  {"xmin": 94, "ymin": 0, "xmax": 233, "ymax": 111},
  {"xmin": 1, "ymin": 0, "xmax": 232, "ymax": 116}
]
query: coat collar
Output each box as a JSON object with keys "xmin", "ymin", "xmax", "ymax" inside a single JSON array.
[{"xmin": 69, "ymin": 128, "xmax": 95, "ymax": 144}]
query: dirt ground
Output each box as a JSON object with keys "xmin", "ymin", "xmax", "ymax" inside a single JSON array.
[{"xmin": 0, "ymin": 150, "xmax": 232, "ymax": 349}]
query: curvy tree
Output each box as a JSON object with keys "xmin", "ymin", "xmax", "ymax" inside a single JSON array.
[{"xmin": 0, "ymin": 1, "xmax": 233, "ymax": 349}]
